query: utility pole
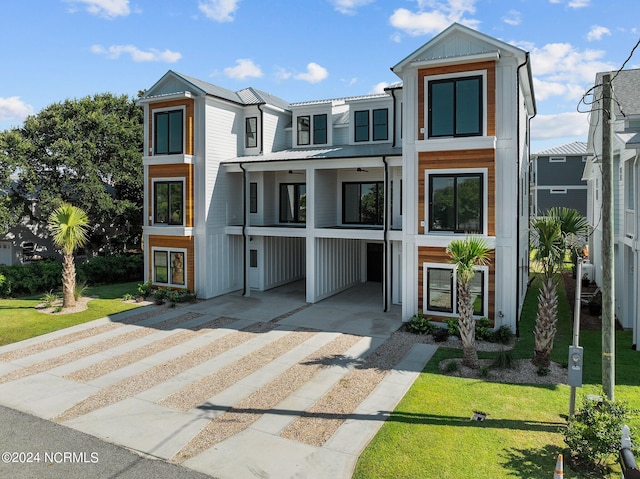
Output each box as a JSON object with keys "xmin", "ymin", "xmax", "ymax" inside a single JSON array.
[{"xmin": 601, "ymin": 73, "xmax": 615, "ymax": 401}]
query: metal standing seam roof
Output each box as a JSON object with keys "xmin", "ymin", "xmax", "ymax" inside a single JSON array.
[
  {"xmin": 594, "ymin": 69, "xmax": 640, "ymax": 117},
  {"xmin": 532, "ymin": 141, "xmax": 588, "ymax": 157}
]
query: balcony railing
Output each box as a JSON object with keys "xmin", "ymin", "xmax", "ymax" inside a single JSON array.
[{"xmin": 625, "ymin": 209, "xmax": 635, "ymax": 238}]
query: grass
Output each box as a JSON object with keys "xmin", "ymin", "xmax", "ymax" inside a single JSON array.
[
  {"xmin": 353, "ymin": 275, "xmax": 640, "ymax": 479},
  {"xmin": 0, "ymin": 282, "xmax": 144, "ymax": 346}
]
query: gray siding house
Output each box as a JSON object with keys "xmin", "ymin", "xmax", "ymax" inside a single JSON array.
[{"xmin": 530, "ymin": 141, "xmax": 588, "ymax": 216}]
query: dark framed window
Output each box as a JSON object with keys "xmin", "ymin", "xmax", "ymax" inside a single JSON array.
[
  {"xmin": 297, "ymin": 116, "xmax": 310, "ymax": 145},
  {"xmin": 245, "ymin": 117, "xmax": 257, "ymax": 148},
  {"xmin": 470, "ymin": 270, "xmax": 485, "ymax": 316},
  {"xmin": 428, "ymin": 75, "xmax": 482, "ymax": 138},
  {"xmin": 373, "ymin": 108, "xmax": 388, "ymax": 141},
  {"xmin": 154, "ymin": 180, "xmax": 184, "ymax": 225},
  {"xmin": 153, "ymin": 250, "xmax": 185, "ymax": 286},
  {"xmin": 279, "ymin": 183, "xmax": 306, "ymax": 223},
  {"xmin": 249, "ymin": 182, "xmax": 258, "ymax": 214},
  {"xmin": 313, "ymin": 114, "xmax": 327, "ymax": 144},
  {"xmin": 249, "ymin": 249, "xmax": 258, "ymax": 268},
  {"xmin": 354, "ymin": 110, "xmax": 369, "ymax": 142},
  {"xmin": 343, "ymin": 182, "xmax": 384, "ymax": 225},
  {"xmin": 426, "ymin": 268, "xmax": 453, "ymax": 313},
  {"xmin": 429, "ymin": 173, "xmax": 482, "ymax": 233},
  {"xmin": 154, "ymin": 110, "xmax": 183, "ymax": 155}
]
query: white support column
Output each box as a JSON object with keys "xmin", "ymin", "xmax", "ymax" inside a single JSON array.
[{"xmin": 306, "ymin": 167, "xmax": 316, "ymax": 303}]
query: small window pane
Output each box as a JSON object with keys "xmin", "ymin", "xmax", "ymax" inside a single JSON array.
[
  {"xmin": 298, "ymin": 185, "xmax": 307, "ymax": 222},
  {"xmin": 249, "ymin": 182, "xmax": 258, "ymax": 213},
  {"xmin": 168, "ymin": 111, "xmax": 183, "ymax": 154},
  {"xmin": 430, "ymin": 177, "xmax": 455, "ymax": 231},
  {"xmin": 249, "ymin": 249, "xmax": 258, "ymax": 268},
  {"xmin": 343, "ymin": 183, "xmax": 360, "ymax": 223},
  {"xmin": 169, "ymin": 182, "xmax": 183, "ymax": 225},
  {"xmin": 154, "ymin": 183, "xmax": 169, "ymax": 224},
  {"xmin": 427, "ymin": 268, "xmax": 453, "ymax": 312},
  {"xmin": 354, "ymin": 111, "xmax": 369, "ymax": 142},
  {"xmin": 154, "ymin": 251, "xmax": 168, "ymax": 283},
  {"xmin": 373, "ymin": 109, "xmax": 388, "ymax": 141},
  {"xmin": 470, "ymin": 271, "xmax": 484, "ymax": 316},
  {"xmin": 456, "ymin": 78, "xmax": 481, "ymax": 135},
  {"xmin": 155, "ymin": 113, "xmax": 169, "ymax": 154},
  {"xmin": 313, "ymin": 114, "xmax": 327, "ymax": 144},
  {"xmin": 298, "ymin": 116, "xmax": 310, "ymax": 145},
  {"xmin": 456, "ymin": 176, "xmax": 481, "ymax": 233},
  {"xmin": 170, "ymin": 252, "xmax": 185, "ymax": 285},
  {"xmin": 430, "ymin": 82, "xmax": 454, "ymax": 137},
  {"xmin": 246, "ymin": 117, "xmax": 257, "ymax": 148}
]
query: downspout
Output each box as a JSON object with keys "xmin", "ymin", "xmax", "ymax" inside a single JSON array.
[
  {"xmin": 383, "ymin": 156, "xmax": 389, "ymax": 312},
  {"xmin": 390, "ymin": 89, "xmax": 398, "ymax": 148},
  {"xmin": 239, "ymin": 162, "xmax": 248, "ymax": 296},
  {"xmin": 515, "ymin": 51, "xmax": 536, "ymax": 337}
]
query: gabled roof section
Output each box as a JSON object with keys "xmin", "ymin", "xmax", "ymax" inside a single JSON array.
[
  {"xmin": 532, "ymin": 141, "xmax": 588, "ymax": 158},
  {"xmin": 392, "ymin": 22, "xmax": 526, "ymax": 74},
  {"xmin": 138, "ymin": 71, "xmax": 290, "ymax": 110},
  {"xmin": 594, "ymin": 68, "xmax": 640, "ymax": 117}
]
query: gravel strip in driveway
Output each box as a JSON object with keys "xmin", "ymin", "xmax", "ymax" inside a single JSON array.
[
  {"xmin": 172, "ymin": 332, "xmax": 363, "ymax": 463},
  {"xmin": 53, "ymin": 321, "xmax": 279, "ymax": 423}
]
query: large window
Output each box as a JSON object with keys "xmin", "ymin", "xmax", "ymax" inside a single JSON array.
[
  {"xmin": 154, "ymin": 110, "xmax": 183, "ymax": 155},
  {"xmin": 154, "ymin": 180, "xmax": 184, "ymax": 225},
  {"xmin": 425, "ymin": 265, "xmax": 486, "ymax": 316},
  {"xmin": 354, "ymin": 110, "xmax": 369, "ymax": 142},
  {"xmin": 354, "ymin": 109, "xmax": 389, "ymax": 142},
  {"xmin": 428, "ymin": 76, "xmax": 482, "ymax": 138},
  {"xmin": 313, "ymin": 114, "xmax": 327, "ymax": 144},
  {"xmin": 246, "ymin": 117, "xmax": 257, "ymax": 148},
  {"xmin": 153, "ymin": 249, "xmax": 186, "ymax": 287},
  {"xmin": 279, "ymin": 183, "xmax": 306, "ymax": 223},
  {"xmin": 429, "ymin": 173, "xmax": 482, "ymax": 233},
  {"xmin": 343, "ymin": 182, "xmax": 384, "ymax": 225}
]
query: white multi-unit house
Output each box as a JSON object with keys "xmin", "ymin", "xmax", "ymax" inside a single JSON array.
[
  {"xmin": 137, "ymin": 22, "xmax": 536, "ymax": 331},
  {"xmin": 583, "ymin": 68, "xmax": 640, "ymax": 348}
]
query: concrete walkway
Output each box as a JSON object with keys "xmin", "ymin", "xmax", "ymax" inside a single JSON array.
[{"xmin": 0, "ymin": 283, "xmax": 436, "ymax": 479}]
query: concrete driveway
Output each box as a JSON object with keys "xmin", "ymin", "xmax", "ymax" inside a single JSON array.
[{"xmin": 0, "ymin": 283, "xmax": 436, "ymax": 479}]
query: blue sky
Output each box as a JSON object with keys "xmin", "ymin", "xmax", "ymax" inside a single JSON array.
[{"xmin": 0, "ymin": 0, "xmax": 638, "ymax": 152}]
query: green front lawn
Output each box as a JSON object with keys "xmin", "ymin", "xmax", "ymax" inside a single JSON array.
[
  {"xmin": 354, "ymin": 277, "xmax": 640, "ymax": 479},
  {"xmin": 0, "ymin": 282, "xmax": 144, "ymax": 346}
]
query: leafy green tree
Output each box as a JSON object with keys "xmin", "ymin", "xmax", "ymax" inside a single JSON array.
[
  {"xmin": 0, "ymin": 93, "xmax": 143, "ymax": 253},
  {"xmin": 48, "ymin": 203, "xmax": 89, "ymax": 308},
  {"xmin": 446, "ymin": 236, "xmax": 492, "ymax": 369}
]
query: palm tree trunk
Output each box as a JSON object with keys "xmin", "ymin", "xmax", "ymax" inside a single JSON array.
[
  {"xmin": 458, "ymin": 283, "xmax": 479, "ymax": 369},
  {"xmin": 532, "ymin": 276, "xmax": 558, "ymax": 367},
  {"xmin": 62, "ymin": 252, "xmax": 76, "ymax": 308}
]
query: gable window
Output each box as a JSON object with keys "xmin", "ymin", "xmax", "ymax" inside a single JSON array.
[
  {"xmin": 354, "ymin": 110, "xmax": 369, "ymax": 142},
  {"xmin": 424, "ymin": 264, "xmax": 486, "ymax": 317},
  {"xmin": 297, "ymin": 116, "xmax": 310, "ymax": 145},
  {"xmin": 429, "ymin": 173, "xmax": 483, "ymax": 233},
  {"xmin": 428, "ymin": 75, "xmax": 482, "ymax": 138},
  {"xmin": 246, "ymin": 117, "xmax": 257, "ymax": 148},
  {"xmin": 154, "ymin": 110, "xmax": 183, "ymax": 155},
  {"xmin": 153, "ymin": 249, "xmax": 186, "ymax": 287},
  {"xmin": 549, "ymin": 157, "xmax": 565, "ymax": 163},
  {"xmin": 154, "ymin": 180, "xmax": 184, "ymax": 225},
  {"xmin": 280, "ymin": 183, "xmax": 306, "ymax": 223},
  {"xmin": 313, "ymin": 114, "xmax": 327, "ymax": 144},
  {"xmin": 343, "ymin": 182, "xmax": 384, "ymax": 225},
  {"xmin": 373, "ymin": 109, "xmax": 388, "ymax": 141}
]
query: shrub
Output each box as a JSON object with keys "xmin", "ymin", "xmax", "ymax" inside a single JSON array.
[
  {"xmin": 563, "ymin": 394, "xmax": 639, "ymax": 473},
  {"xmin": 491, "ymin": 350, "xmax": 515, "ymax": 369},
  {"xmin": 153, "ymin": 288, "xmax": 169, "ymax": 305},
  {"xmin": 78, "ymin": 254, "xmax": 143, "ymax": 285},
  {"xmin": 0, "ymin": 273, "xmax": 10, "ymax": 298},
  {"xmin": 167, "ymin": 289, "xmax": 196, "ymax": 304},
  {"xmin": 406, "ymin": 312, "xmax": 434, "ymax": 335},
  {"xmin": 0, "ymin": 259, "xmax": 62, "ymax": 296},
  {"xmin": 74, "ymin": 280, "xmax": 89, "ymax": 301},
  {"xmin": 475, "ymin": 317, "xmax": 492, "ymax": 341},
  {"xmin": 444, "ymin": 361, "xmax": 458, "ymax": 372},
  {"xmin": 444, "ymin": 318, "xmax": 460, "ymax": 337},
  {"xmin": 137, "ymin": 280, "xmax": 153, "ymax": 298},
  {"xmin": 491, "ymin": 325, "xmax": 514, "ymax": 344},
  {"xmin": 432, "ymin": 328, "xmax": 450, "ymax": 342},
  {"xmin": 41, "ymin": 290, "xmax": 59, "ymax": 308}
]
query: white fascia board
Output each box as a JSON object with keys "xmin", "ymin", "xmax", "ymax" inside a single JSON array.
[
  {"xmin": 136, "ymin": 91, "xmax": 193, "ymax": 105},
  {"xmin": 409, "ymin": 51, "xmax": 500, "ymax": 70},
  {"xmin": 144, "ymin": 226, "xmax": 194, "ymax": 236},
  {"xmin": 416, "ymin": 136, "xmax": 496, "ymax": 152},
  {"xmin": 416, "ymin": 235, "xmax": 497, "ymax": 249},
  {"xmin": 313, "ymin": 228, "xmax": 384, "ymax": 241},
  {"xmin": 143, "ymin": 155, "xmax": 195, "ymax": 166},
  {"xmin": 245, "ymin": 226, "xmax": 307, "ymax": 237}
]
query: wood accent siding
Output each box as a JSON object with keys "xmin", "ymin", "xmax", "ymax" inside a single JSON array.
[
  {"xmin": 148, "ymin": 99, "xmax": 195, "ymax": 156},
  {"xmin": 418, "ymin": 149, "xmax": 496, "ymax": 236},
  {"xmin": 148, "ymin": 164, "xmax": 194, "ymax": 227},
  {"xmin": 417, "ymin": 246, "xmax": 495, "ymax": 323},
  {"xmin": 148, "ymin": 235, "xmax": 195, "ymax": 292},
  {"xmin": 417, "ymin": 61, "xmax": 496, "ymax": 141}
]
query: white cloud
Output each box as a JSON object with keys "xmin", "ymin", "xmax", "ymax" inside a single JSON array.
[
  {"xmin": 502, "ymin": 10, "xmax": 521, "ymax": 26},
  {"xmin": 274, "ymin": 67, "xmax": 292, "ymax": 81},
  {"xmin": 223, "ymin": 59, "xmax": 263, "ymax": 80},
  {"xmin": 199, "ymin": 0, "xmax": 240, "ymax": 22},
  {"xmin": 91, "ymin": 44, "xmax": 181, "ymax": 62},
  {"xmin": 329, "ymin": 0, "xmax": 374, "ymax": 15},
  {"xmin": 531, "ymin": 112, "xmax": 589, "ymax": 140},
  {"xmin": 587, "ymin": 25, "xmax": 611, "ymax": 41},
  {"xmin": 369, "ymin": 82, "xmax": 389, "ymax": 94},
  {"xmin": 568, "ymin": 0, "xmax": 589, "ymax": 7},
  {"xmin": 64, "ymin": 0, "xmax": 130, "ymax": 18},
  {"xmin": 0, "ymin": 97, "xmax": 33, "ymax": 121},
  {"xmin": 294, "ymin": 63, "xmax": 328, "ymax": 84},
  {"xmin": 389, "ymin": 1, "xmax": 480, "ymax": 37}
]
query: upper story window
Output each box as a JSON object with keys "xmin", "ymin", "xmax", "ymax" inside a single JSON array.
[
  {"xmin": 354, "ymin": 111, "xmax": 369, "ymax": 142},
  {"xmin": 313, "ymin": 114, "xmax": 327, "ymax": 144},
  {"xmin": 246, "ymin": 117, "xmax": 257, "ymax": 148},
  {"xmin": 154, "ymin": 180, "xmax": 184, "ymax": 225},
  {"xmin": 428, "ymin": 76, "xmax": 482, "ymax": 138},
  {"xmin": 297, "ymin": 116, "xmax": 310, "ymax": 145},
  {"xmin": 154, "ymin": 110, "xmax": 183, "ymax": 155},
  {"xmin": 373, "ymin": 109, "xmax": 388, "ymax": 141},
  {"xmin": 343, "ymin": 182, "xmax": 384, "ymax": 225},
  {"xmin": 428, "ymin": 173, "xmax": 483, "ymax": 233},
  {"xmin": 354, "ymin": 109, "xmax": 389, "ymax": 142},
  {"xmin": 297, "ymin": 114, "xmax": 328, "ymax": 146},
  {"xmin": 280, "ymin": 183, "xmax": 306, "ymax": 223}
]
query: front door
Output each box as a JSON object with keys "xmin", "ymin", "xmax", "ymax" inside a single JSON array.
[{"xmin": 366, "ymin": 243, "xmax": 383, "ymax": 282}]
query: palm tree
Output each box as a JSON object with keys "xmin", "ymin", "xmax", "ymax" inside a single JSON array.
[
  {"xmin": 530, "ymin": 216, "xmax": 565, "ymax": 367},
  {"xmin": 547, "ymin": 206, "xmax": 589, "ymax": 267},
  {"xmin": 446, "ymin": 236, "xmax": 492, "ymax": 369},
  {"xmin": 48, "ymin": 203, "xmax": 89, "ymax": 308}
]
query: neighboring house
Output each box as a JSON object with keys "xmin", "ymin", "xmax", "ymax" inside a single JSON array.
[
  {"xmin": 137, "ymin": 22, "xmax": 536, "ymax": 331},
  {"xmin": 583, "ymin": 68, "xmax": 640, "ymax": 348},
  {"xmin": 530, "ymin": 141, "xmax": 588, "ymax": 217}
]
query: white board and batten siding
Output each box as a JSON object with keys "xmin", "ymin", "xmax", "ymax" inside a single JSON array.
[{"xmin": 314, "ymin": 238, "xmax": 361, "ymax": 301}]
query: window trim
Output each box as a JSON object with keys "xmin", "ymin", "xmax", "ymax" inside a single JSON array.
[
  {"xmin": 153, "ymin": 107, "xmax": 185, "ymax": 156},
  {"xmin": 354, "ymin": 110, "xmax": 370, "ymax": 142},
  {"xmin": 424, "ymin": 70, "xmax": 487, "ymax": 139},
  {"xmin": 152, "ymin": 178, "xmax": 185, "ymax": 226},
  {"xmin": 152, "ymin": 247, "xmax": 188, "ymax": 288},
  {"xmin": 279, "ymin": 183, "xmax": 307, "ymax": 224},
  {"xmin": 425, "ymin": 168, "xmax": 487, "ymax": 234},
  {"xmin": 313, "ymin": 113, "xmax": 328, "ymax": 145},
  {"xmin": 423, "ymin": 263, "xmax": 488, "ymax": 318},
  {"xmin": 342, "ymin": 181, "xmax": 384, "ymax": 225},
  {"xmin": 372, "ymin": 108, "xmax": 389, "ymax": 141},
  {"xmin": 245, "ymin": 116, "xmax": 258, "ymax": 149},
  {"xmin": 549, "ymin": 156, "xmax": 566, "ymax": 163},
  {"xmin": 297, "ymin": 115, "xmax": 311, "ymax": 146}
]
